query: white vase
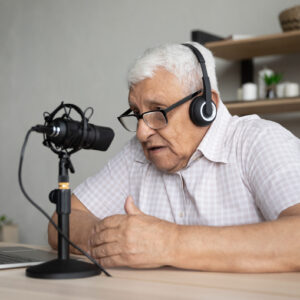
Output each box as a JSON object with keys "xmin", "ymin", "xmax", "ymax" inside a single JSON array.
[{"xmin": 258, "ymin": 68, "xmax": 274, "ymax": 99}]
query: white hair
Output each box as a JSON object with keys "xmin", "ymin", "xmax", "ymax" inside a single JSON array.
[{"xmin": 127, "ymin": 42, "xmax": 219, "ymax": 94}]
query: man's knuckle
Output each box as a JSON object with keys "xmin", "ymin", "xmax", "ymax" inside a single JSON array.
[
  {"xmin": 100, "ymin": 246, "xmax": 107, "ymax": 256},
  {"xmin": 102, "ymin": 217, "xmax": 111, "ymax": 228},
  {"xmin": 92, "ymin": 235, "xmax": 100, "ymax": 245},
  {"xmin": 99, "ymin": 231, "xmax": 105, "ymax": 242}
]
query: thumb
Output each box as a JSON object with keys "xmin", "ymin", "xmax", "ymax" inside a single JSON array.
[{"xmin": 124, "ymin": 196, "xmax": 144, "ymax": 215}]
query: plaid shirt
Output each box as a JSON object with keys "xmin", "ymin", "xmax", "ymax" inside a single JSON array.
[{"xmin": 74, "ymin": 101, "xmax": 300, "ymax": 225}]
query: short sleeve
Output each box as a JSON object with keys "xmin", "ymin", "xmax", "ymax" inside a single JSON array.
[
  {"xmin": 243, "ymin": 120, "xmax": 300, "ymax": 220},
  {"xmin": 73, "ymin": 139, "xmax": 135, "ymax": 219}
]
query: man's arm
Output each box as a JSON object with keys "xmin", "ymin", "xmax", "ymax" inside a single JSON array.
[
  {"xmin": 172, "ymin": 203, "xmax": 300, "ymax": 272},
  {"xmin": 89, "ymin": 199, "xmax": 300, "ymax": 272},
  {"xmin": 48, "ymin": 194, "xmax": 100, "ymax": 254}
]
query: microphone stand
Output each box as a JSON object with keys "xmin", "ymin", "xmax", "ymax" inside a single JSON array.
[{"xmin": 26, "ymin": 152, "xmax": 101, "ymax": 279}]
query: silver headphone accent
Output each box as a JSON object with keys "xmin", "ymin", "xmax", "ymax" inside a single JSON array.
[{"xmin": 199, "ymin": 102, "xmax": 217, "ymax": 122}]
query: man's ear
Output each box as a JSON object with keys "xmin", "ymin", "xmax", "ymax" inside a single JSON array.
[{"xmin": 211, "ymin": 90, "xmax": 220, "ymax": 109}]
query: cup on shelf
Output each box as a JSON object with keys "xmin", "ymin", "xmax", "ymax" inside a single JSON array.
[
  {"xmin": 242, "ymin": 83, "xmax": 257, "ymax": 101},
  {"xmin": 276, "ymin": 82, "xmax": 299, "ymax": 98},
  {"xmin": 285, "ymin": 82, "xmax": 299, "ymax": 97},
  {"xmin": 276, "ymin": 83, "xmax": 286, "ymax": 98}
]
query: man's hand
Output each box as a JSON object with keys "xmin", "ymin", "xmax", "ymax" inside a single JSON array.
[{"xmin": 88, "ymin": 196, "xmax": 178, "ymax": 268}]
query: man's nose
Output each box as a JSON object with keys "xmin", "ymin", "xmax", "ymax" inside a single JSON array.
[{"xmin": 136, "ymin": 119, "xmax": 155, "ymax": 141}]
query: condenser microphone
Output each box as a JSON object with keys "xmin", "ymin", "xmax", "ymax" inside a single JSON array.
[{"xmin": 34, "ymin": 118, "xmax": 114, "ymax": 151}]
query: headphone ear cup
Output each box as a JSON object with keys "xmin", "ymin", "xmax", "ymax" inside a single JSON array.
[{"xmin": 189, "ymin": 96, "xmax": 217, "ymax": 127}]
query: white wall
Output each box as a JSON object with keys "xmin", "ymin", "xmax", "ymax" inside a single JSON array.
[{"xmin": 1, "ymin": 0, "xmax": 300, "ymax": 245}]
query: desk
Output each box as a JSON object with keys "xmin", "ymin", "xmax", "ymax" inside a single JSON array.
[{"xmin": 1, "ymin": 244, "xmax": 300, "ymax": 299}]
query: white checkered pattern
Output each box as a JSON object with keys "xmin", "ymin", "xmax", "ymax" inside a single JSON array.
[{"xmin": 74, "ymin": 101, "xmax": 300, "ymax": 225}]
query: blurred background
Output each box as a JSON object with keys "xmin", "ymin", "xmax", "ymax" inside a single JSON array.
[{"xmin": 1, "ymin": 0, "xmax": 300, "ymax": 245}]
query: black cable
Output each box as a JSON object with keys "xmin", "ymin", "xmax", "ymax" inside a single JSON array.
[{"xmin": 18, "ymin": 127, "xmax": 111, "ymax": 277}]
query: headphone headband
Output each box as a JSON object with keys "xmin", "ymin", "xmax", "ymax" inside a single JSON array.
[
  {"xmin": 181, "ymin": 43, "xmax": 216, "ymax": 126},
  {"xmin": 182, "ymin": 43, "xmax": 207, "ymax": 75},
  {"xmin": 182, "ymin": 43, "xmax": 212, "ymax": 108}
]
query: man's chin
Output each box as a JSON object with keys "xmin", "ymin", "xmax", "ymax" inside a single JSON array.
[
  {"xmin": 144, "ymin": 149, "xmax": 183, "ymax": 173},
  {"xmin": 150, "ymin": 160, "xmax": 181, "ymax": 174}
]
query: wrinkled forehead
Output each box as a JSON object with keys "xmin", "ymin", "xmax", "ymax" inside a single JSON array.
[{"xmin": 128, "ymin": 68, "xmax": 185, "ymax": 109}]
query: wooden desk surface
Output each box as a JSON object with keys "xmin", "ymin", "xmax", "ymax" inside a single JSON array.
[{"xmin": 1, "ymin": 244, "xmax": 300, "ymax": 299}]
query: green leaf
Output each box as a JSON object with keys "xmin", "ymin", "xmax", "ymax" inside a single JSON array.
[
  {"xmin": 264, "ymin": 73, "xmax": 283, "ymax": 86},
  {"xmin": 0, "ymin": 214, "xmax": 13, "ymax": 227}
]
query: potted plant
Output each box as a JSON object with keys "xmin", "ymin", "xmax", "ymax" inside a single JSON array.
[
  {"xmin": 264, "ymin": 73, "xmax": 283, "ymax": 98},
  {"xmin": 0, "ymin": 215, "xmax": 19, "ymax": 243}
]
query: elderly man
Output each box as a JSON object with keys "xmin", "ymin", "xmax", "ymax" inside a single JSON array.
[{"xmin": 49, "ymin": 42, "xmax": 300, "ymax": 272}]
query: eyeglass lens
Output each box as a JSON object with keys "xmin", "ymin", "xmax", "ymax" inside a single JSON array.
[
  {"xmin": 121, "ymin": 111, "xmax": 167, "ymax": 132},
  {"xmin": 143, "ymin": 111, "xmax": 166, "ymax": 129},
  {"xmin": 120, "ymin": 116, "xmax": 138, "ymax": 132}
]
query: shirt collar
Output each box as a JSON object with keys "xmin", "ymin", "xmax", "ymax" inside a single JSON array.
[{"xmin": 196, "ymin": 100, "xmax": 232, "ymax": 164}]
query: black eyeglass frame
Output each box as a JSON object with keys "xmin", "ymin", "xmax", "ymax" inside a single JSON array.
[{"xmin": 117, "ymin": 89, "xmax": 202, "ymax": 132}]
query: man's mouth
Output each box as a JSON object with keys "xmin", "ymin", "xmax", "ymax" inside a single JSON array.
[{"xmin": 147, "ymin": 145, "xmax": 166, "ymax": 152}]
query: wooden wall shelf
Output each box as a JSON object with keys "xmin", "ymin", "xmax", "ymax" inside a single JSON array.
[
  {"xmin": 205, "ymin": 30, "xmax": 300, "ymax": 60},
  {"xmin": 225, "ymin": 97, "xmax": 300, "ymax": 116},
  {"xmin": 200, "ymin": 30, "xmax": 300, "ymax": 116}
]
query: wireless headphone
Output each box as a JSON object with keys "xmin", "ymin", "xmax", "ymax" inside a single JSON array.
[{"xmin": 182, "ymin": 43, "xmax": 217, "ymax": 126}]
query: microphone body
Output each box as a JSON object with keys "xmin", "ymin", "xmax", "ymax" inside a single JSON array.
[{"xmin": 34, "ymin": 118, "xmax": 114, "ymax": 151}]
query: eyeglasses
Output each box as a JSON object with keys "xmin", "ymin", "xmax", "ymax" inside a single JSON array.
[{"xmin": 117, "ymin": 89, "xmax": 202, "ymax": 132}]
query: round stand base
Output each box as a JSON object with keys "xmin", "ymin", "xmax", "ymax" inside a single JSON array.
[{"xmin": 26, "ymin": 258, "xmax": 101, "ymax": 279}]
